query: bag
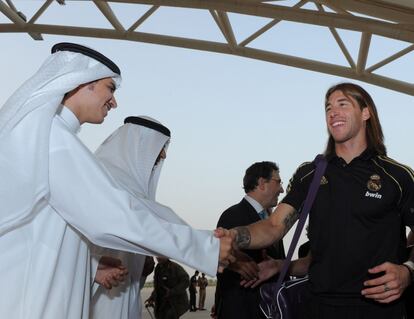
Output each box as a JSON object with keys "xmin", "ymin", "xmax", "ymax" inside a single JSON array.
[
  {"xmin": 260, "ymin": 276, "xmax": 310, "ymax": 319},
  {"xmin": 259, "ymin": 155, "xmax": 327, "ymax": 319}
]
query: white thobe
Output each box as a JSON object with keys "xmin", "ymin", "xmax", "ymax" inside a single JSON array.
[{"xmin": 0, "ymin": 107, "xmax": 219, "ymax": 319}]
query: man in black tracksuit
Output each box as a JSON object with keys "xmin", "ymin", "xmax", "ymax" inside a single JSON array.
[{"xmin": 232, "ymin": 83, "xmax": 414, "ymax": 319}]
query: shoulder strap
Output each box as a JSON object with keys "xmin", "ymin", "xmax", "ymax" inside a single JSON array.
[{"xmin": 274, "ymin": 154, "xmax": 327, "ymax": 289}]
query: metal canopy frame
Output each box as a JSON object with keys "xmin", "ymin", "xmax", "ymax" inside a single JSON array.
[{"xmin": 0, "ymin": 0, "xmax": 413, "ymax": 95}]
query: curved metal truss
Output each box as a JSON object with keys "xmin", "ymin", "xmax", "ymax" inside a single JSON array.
[{"xmin": 1, "ymin": 0, "xmax": 413, "ymax": 95}]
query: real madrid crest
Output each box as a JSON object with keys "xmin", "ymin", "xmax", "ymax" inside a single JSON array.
[{"xmin": 367, "ymin": 174, "xmax": 382, "ymax": 192}]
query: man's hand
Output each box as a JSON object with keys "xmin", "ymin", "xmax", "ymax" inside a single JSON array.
[
  {"xmin": 227, "ymin": 250, "xmax": 259, "ymax": 280},
  {"xmin": 95, "ymin": 256, "xmax": 128, "ymax": 290},
  {"xmin": 361, "ymin": 261, "xmax": 410, "ymax": 303},
  {"xmin": 228, "ymin": 260, "xmax": 258, "ymax": 281},
  {"xmin": 214, "ymin": 227, "xmax": 237, "ymax": 273},
  {"xmin": 241, "ymin": 258, "xmax": 283, "ymax": 288},
  {"xmin": 145, "ymin": 297, "xmax": 155, "ymax": 308},
  {"xmin": 210, "ymin": 304, "xmax": 217, "ymax": 319}
]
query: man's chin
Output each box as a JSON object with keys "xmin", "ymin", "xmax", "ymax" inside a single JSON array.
[
  {"xmin": 272, "ymin": 200, "xmax": 279, "ymax": 207},
  {"xmin": 89, "ymin": 118, "xmax": 105, "ymax": 125}
]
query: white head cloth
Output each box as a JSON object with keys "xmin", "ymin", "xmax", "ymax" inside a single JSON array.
[
  {"xmin": 95, "ymin": 117, "xmax": 187, "ymax": 225},
  {"xmin": 0, "ymin": 49, "xmax": 121, "ymax": 235}
]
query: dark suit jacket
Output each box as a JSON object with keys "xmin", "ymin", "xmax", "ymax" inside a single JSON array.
[{"xmin": 216, "ymin": 198, "xmax": 285, "ymax": 319}]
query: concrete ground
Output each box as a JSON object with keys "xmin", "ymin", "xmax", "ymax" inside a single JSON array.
[{"xmin": 140, "ymin": 286, "xmax": 215, "ymax": 319}]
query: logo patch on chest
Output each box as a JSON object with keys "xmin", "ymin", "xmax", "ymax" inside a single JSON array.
[
  {"xmin": 367, "ymin": 174, "xmax": 382, "ymax": 192},
  {"xmin": 320, "ymin": 176, "xmax": 328, "ymax": 185},
  {"xmin": 365, "ymin": 191, "xmax": 382, "ymax": 199}
]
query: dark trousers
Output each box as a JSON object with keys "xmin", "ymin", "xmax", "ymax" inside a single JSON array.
[
  {"xmin": 189, "ymin": 290, "xmax": 196, "ymax": 311},
  {"xmin": 155, "ymin": 305, "xmax": 179, "ymax": 319},
  {"xmin": 405, "ymin": 285, "xmax": 414, "ymax": 319},
  {"xmin": 217, "ymin": 287, "xmax": 264, "ymax": 319}
]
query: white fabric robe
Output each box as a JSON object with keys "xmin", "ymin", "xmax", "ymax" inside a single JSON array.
[
  {"xmin": 0, "ymin": 51, "xmax": 219, "ymax": 319},
  {"xmin": 91, "ymin": 120, "xmax": 189, "ymax": 319}
]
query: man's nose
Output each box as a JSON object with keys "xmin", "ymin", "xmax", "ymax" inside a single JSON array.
[
  {"xmin": 328, "ymin": 106, "xmax": 340, "ymax": 118},
  {"xmin": 110, "ymin": 96, "xmax": 117, "ymax": 109},
  {"xmin": 161, "ymin": 149, "xmax": 167, "ymax": 159}
]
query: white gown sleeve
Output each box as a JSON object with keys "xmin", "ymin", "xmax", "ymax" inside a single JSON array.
[{"xmin": 48, "ymin": 121, "xmax": 219, "ymax": 276}]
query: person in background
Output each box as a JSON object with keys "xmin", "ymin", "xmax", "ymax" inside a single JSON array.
[
  {"xmin": 146, "ymin": 257, "xmax": 190, "ymax": 319},
  {"xmin": 91, "ymin": 116, "xmax": 185, "ymax": 319},
  {"xmin": 215, "ymin": 161, "xmax": 285, "ymax": 319},
  {"xmin": 189, "ymin": 270, "xmax": 199, "ymax": 312},
  {"xmin": 198, "ymin": 273, "xmax": 209, "ymax": 310}
]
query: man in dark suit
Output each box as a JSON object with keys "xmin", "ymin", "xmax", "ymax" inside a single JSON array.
[{"xmin": 215, "ymin": 161, "xmax": 285, "ymax": 319}]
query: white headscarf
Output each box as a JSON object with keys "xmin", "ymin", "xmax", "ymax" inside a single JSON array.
[
  {"xmin": 95, "ymin": 117, "xmax": 187, "ymax": 225},
  {"xmin": 0, "ymin": 49, "xmax": 121, "ymax": 235}
]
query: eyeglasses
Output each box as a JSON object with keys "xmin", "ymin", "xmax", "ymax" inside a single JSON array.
[{"xmin": 269, "ymin": 178, "xmax": 283, "ymax": 186}]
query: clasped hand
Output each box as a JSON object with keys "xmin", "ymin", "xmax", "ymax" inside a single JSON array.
[{"xmin": 95, "ymin": 256, "xmax": 128, "ymax": 290}]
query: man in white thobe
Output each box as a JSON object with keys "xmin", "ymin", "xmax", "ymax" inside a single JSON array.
[
  {"xmin": 0, "ymin": 43, "xmax": 232, "ymax": 319},
  {"xmin": 91, "ymin": 115, "xmax": 186, "ymax": 319}
]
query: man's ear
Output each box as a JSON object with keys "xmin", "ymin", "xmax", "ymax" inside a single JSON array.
[
  {"xmin": 62, "ymin": 85, "xmax": 81, "ymax": 104},
  {"xmin": 362, "ymin": 107, "xmax": 371, "ymax": 121},
  {"xmin": 258, "ymin": 177, "xmax": 266, "ymax": 190},
  {"xmin": 61, "ymin": 82, "xmax": 92, "ymax": 106}
]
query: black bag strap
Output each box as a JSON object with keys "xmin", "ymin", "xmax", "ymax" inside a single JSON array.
[{"xmin": 274, "ymin": 154, "xmax": 327, "ymax": 290}]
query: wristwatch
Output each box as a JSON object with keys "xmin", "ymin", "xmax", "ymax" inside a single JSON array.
[{"xmin": 403, "ymin": 261, "xmax": 414, "ymax": 283}]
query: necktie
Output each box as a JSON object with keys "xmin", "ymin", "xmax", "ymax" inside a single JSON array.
[{"xmin": 258, "ymin": 210, "xmax": 267, "ymax": 220}]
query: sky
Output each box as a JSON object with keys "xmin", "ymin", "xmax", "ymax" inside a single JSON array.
[{"xmin": 1, "ymin": 1, "xmax": 413, "ymax": 272}]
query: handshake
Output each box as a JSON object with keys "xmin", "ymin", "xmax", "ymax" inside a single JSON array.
[
  {"xmin": 215, "ymin": 226, "xmax": 283, "ymax": 287},
  {"xmin": 215, "ymin": 227, "xmax": 258, "ymax": 278},
  {"xmin": 215, "ymin": 227, "xmax": 238, "ymax": 271}
]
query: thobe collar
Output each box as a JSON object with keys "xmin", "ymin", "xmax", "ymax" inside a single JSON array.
[
  {"xmin": 244, "ymin": 194, "xmax": 264, "ymax": 214},
  {"xmin": 57, "ymin": 105, "xmax": 81, "ymax": 134}
]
